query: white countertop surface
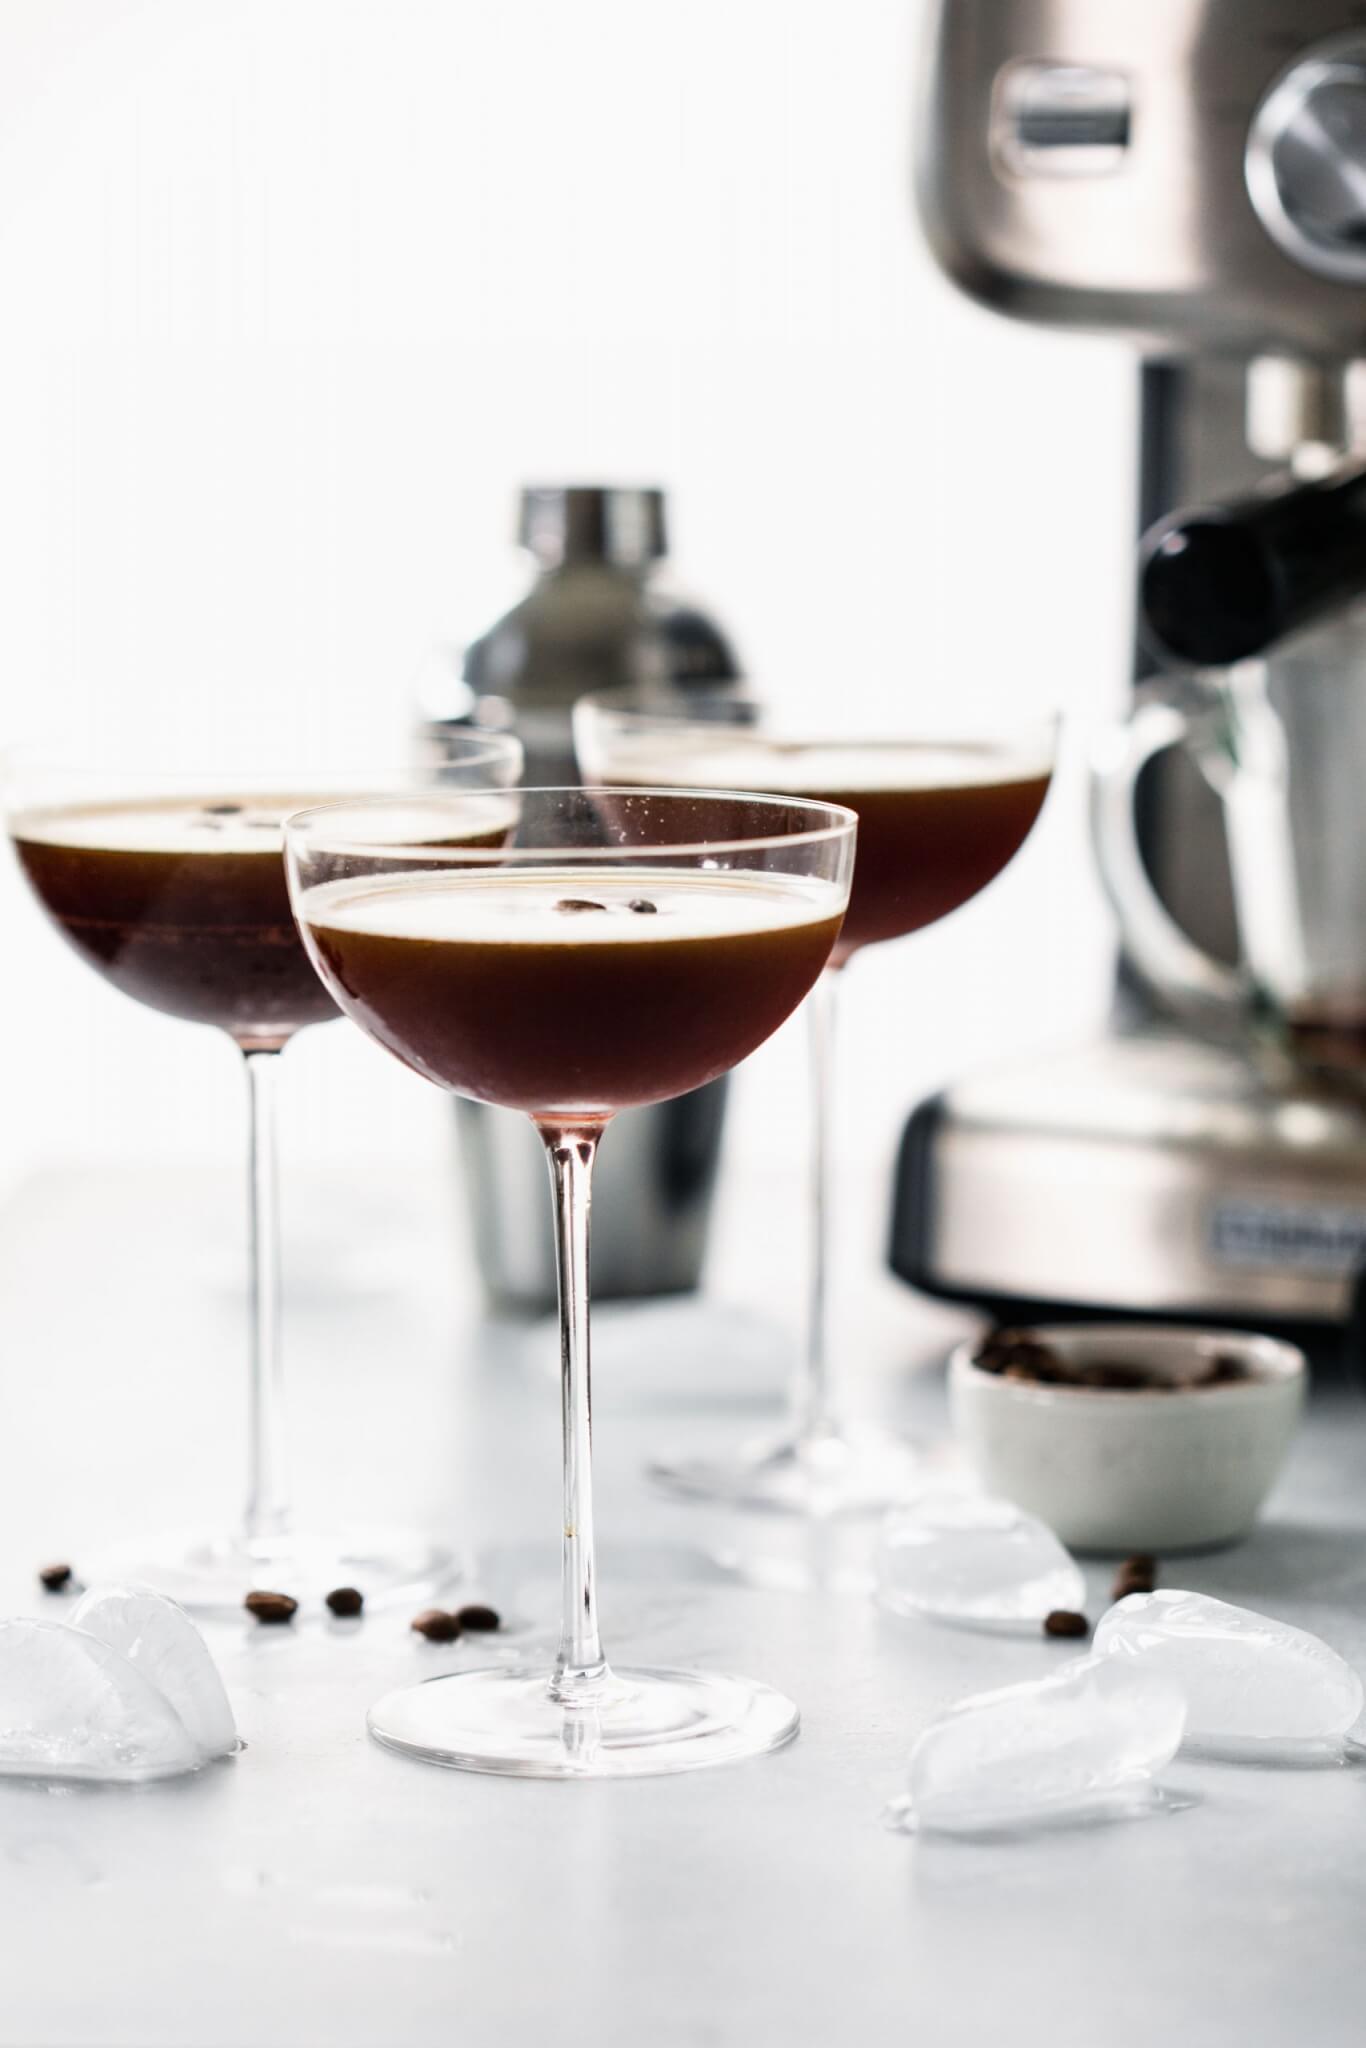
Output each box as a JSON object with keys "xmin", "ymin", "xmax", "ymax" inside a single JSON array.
[{"xmin": 2, "ymin": 1157, "xmax": 1365, "ymax": 2048}]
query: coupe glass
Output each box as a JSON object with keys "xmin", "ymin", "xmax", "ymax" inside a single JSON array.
[
  {"xmin": 286, "ymin": 787, "xmax": 855, "ymax": 1776},
  {"xmin": 575, "ymin": 690, "xmax": 1057, "ymax": 1517},
  {"xmin": 6, "ymin": 732, "xmax": 522, "ymax": 1609}
]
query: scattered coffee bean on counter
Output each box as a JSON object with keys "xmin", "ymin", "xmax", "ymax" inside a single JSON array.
[
  {"xmin": 244, "ymin": 1590, "xmax": 298, "ymax": 1624},
  {"xmin": 1043, "ymin": 1609, "xmax": 1090, "ymax": 1640},
  {"xmin": 627, "ymin": 898, "xmax": 658, "ymax": 915},
  {"xmin": 411, "ymin": 1608, "xmax": 461, "ymax": 1643},
  {"xmin": 976, "ymin": 1329, "xmax": 1257, "ymax": 1393},
  {"xmin": 455, "ymin": 1603, "xmax": 501, "ymax": 1632},
  {"xmin": 325, "ymin": 1586, "xmax": 364, "ymax": 1618},
  {"xmin": 555, "ymin": 898, "xmax": 606, "ymax": 915},
  {"xmin": 1111, "ymin": 1555, "xmax": 1158, "ymax": 1602},
  {"xmin": 38, "ymin": 1563, "xmax": 73, "ymax": 1593}
]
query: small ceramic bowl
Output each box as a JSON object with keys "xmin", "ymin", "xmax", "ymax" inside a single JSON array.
[{"xmin": 947, "ymin": 1324, "xmax": 1307, "ymax": 1553}]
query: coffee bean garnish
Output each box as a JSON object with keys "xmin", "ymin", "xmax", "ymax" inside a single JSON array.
[
  {"xmin": 325, "ymin": 1586, "xmax": 364, "ymax": 1618},
  {"xmin": 627, "ymin": 898, "xmax": 658, "ymax": 915},
  {"xmin": 411, "ymin": 1608, "xmax": 461, "ymax": 1643},
  {"xmin": 555, "ymin": 898, "xmax": 607, "ymax": 914},
  {"xmin": 454, "ymin": 1603, "xmax": 501, "ymax": 1632},
  {"xmin": 1043, "ymin": 1609, "xmax": 1090, "ymax": 1639},
  {"xmin": 244, "ymin": 1590, "xmax": 298, "ymax": 1624},
  {"xmin": 38, "ymin": 1563, "xmax": 73, "ymax": 1593}
]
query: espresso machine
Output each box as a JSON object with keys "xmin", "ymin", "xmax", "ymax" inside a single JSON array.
[{"xmin": 891, "ymin": 0, "xmax": 1366, "ymax": 1332}]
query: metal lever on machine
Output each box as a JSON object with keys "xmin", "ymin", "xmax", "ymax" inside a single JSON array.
[
  {"xmin": 1090, "ymin": 682, "xmax": 1247, "ymax": 1025},
  {"xmin": 1140, "ymin": 456, "xmax": 1366, "ymax": 667}
]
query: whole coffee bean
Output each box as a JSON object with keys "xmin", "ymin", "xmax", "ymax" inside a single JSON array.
[
  {"xmin": 411, "ymin": 1608, "xmax": 460, "ymax": 1643},
  {"xmin": 244, "ymin": 1590, "xmax": 298, "ymax": 1624},
  {"xmin": 325, "ymin": 1587, "xmax": 364, "ymax": 1618},
  {"xmin": 454, "ymin": 1603, "xmax": 501, "ymax": 1633},
  {"xmin": 1110, "ymin": 1555, "xmax": 1157, "ymax": 1602},
  {"xmin": 1043, "ymin": 1609, "xmax": 1090, "ymax": 1639}
]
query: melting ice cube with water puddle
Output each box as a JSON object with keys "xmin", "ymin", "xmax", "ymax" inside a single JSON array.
[
  {"xmin": 1095, "ymin": 1590, "xmax": 1364, "ymax": 1762},
  {"xmin": 0, "ymin": 1588, "xmax": 237, "ymax": 1783},
  {"xmin": 879, "ymin": 1494, "xmax": 1084, "ymax": 1631},
  {"xmin": 890, "ymin": 1655, "xmax": 1187, "ymax": 1836}
]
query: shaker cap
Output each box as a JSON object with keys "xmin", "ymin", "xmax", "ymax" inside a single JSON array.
[{"xmin": 519, "ymin": 486, "xmax": 666, "ymax": 568}]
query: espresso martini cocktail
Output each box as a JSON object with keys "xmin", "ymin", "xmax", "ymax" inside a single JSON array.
[
  {"xmin": 574, "ymin": 696, "xmax": 1057, "ymax": 1519},
  {"xmin": 13, "ymin": 796, "xmax": 344, "ymax": 1049},
  {"xmin": 13, "ymin": 793, "xmax": 518, "ymax": 1050},
  {"xmin": 302, "ymin": 867, "xmax": 843, "ymax": 1116},
  {"xmin": 573, "ymin": 734, "xmax": 1051, "ymax": 964},
  {"xmin": 6, "ymin": 738, "xmax": 523, "ymax": 1609},
  {"xmin": 287, "ymin": 786, "xmax": 856, "ymax": 1779},
  {"xmin": 781, "ymin": 748, "xmax": 1047, "ymax": 962}
]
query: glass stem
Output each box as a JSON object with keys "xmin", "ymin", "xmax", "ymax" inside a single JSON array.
[
  {"xmin": 792, "ymin": 966, "xmax": 841, "ymax": 1445},
  {"xmin": 542, "ymin": 1122, "xmax": 610, "ymax": 1703},
  {"xmin": 243, "ymin": 1048, "xmax": 290, "ymax": 1551}
]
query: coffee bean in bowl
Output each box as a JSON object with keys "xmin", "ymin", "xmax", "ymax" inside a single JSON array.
[
  {"xmin": 973, "ymin": 1330, "xmax": 1259, "ymax": 1393},
  {"xmin": 948, "ymin": 1324, "xmax": 1306, "ymax": 1554}
]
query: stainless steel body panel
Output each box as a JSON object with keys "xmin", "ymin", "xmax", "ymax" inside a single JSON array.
[
  {"xmin": 916, "ymin": 0, "xmax": 1366, "ymax": 356},
  {"xmin": 894, "ymin": 1036, "xmax": 1366, "ymax": 1323}
]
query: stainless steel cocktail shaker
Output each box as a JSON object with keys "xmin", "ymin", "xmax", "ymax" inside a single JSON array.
[{"xmin": 423, "ymin": 485, "xmax": 742, "ymax": 1311}]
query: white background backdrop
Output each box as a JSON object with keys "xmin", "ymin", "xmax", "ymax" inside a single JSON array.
[{"xmin": 0, "ymin": 0, "xmax": 1132, "ymax": 1221}]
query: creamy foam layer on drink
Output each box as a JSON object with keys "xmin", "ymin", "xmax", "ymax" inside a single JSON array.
[
  {"xmin": 14, "ymin": 798, "xmax": 318, "ymax": 855},
  {"xmin": 303, "ymin": 869, "xmax": 843, "ymax": 944},
  {"xmin": 603, "ymin": 738, "xmax": 1049, "ymax": 792},
  {"xmin": 14, "ymin": 795, "xmax": 512, "ymax": 855}
]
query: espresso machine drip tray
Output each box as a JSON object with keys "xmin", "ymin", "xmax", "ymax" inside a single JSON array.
[{"xmin": 891, "ymin": 1032, "xmax": 1366, "ymax": 1331}]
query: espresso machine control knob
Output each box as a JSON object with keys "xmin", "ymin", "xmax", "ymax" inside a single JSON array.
[{"xmin": 1248, "ymin": 36, "xmax": 1366, "ymax": 283}]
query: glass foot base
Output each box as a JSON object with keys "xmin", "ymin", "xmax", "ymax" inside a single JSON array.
[
  {"xmin": 90, "ymin": 1526, "xmax": 456, "ymax": 1615},
  {"xmin": 652, "ymin": 1422, "xmax": 920, "ymax": 1518},
  {"xmin": 367, "ymin": 1665, "xmax": 800, "ymax": 1779}
]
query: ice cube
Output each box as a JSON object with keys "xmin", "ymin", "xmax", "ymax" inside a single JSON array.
[
  {"xmin": 0, "ymin": 1618, "xmax": 200, "ymax": 1781},
  {"xmin": 71, "ymin": 1584, "xmax": 236, "ymax": 1761},
  {"xmin": 879, "ymin": 1494, "xmax": 1084, "ymax": 1630},
  {"xmin": 1095, "ymin": 1590, "xmax": 1363, "ymax": 1760},
  {"xmin": 894, "ymin": 1654, "xmax": 1187, "ymax": 1835}
]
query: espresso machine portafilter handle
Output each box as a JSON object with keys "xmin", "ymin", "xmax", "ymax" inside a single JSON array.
[{"xmin": 1140, "ymin": 457, "xmax": 1366, "ymax": 668}]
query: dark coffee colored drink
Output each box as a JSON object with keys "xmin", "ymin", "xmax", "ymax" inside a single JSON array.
[
  {"xmin": 602, "ymin": 740, "xmax": 1050, "ymax": 964},
  {"xmin": 16, "ymin": 797, "xmax": 516, "ymax": 1051},
  {"xmin": 13, "ymin": 798, "xmax": 341, "ymax": 1050},
  {"xmin": 300, "ymin": 868, "xmax": 844, "ymax": 1120},
  {"xmin": 814, "ymin": 772, "xmax": 1051, "ymax": 962}
]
